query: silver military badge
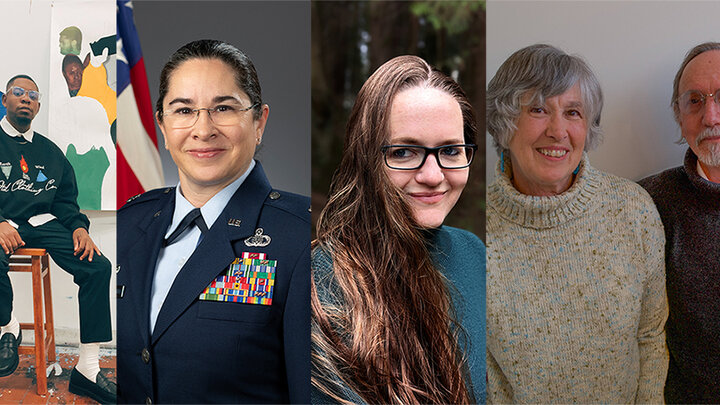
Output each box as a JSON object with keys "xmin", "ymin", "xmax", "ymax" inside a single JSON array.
[{"xmin": 244, "ymin": 228, "xmax": 271, "ymax": 247}]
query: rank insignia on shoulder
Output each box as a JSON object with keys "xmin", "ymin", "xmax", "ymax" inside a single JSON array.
[
  {"xmin": 126, "ymin": 194, "xmax": 141, "ymax": 203},
  {"xmin": 244, "ymin": 228, "xmax": 271, "ymax": 247},
  {"xmin": 198, "ymin": 253, "xmax": 277, "ymax": 305}
]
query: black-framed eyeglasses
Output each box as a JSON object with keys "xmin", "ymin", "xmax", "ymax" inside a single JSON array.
[
  {"xmin": 381, "ymin": 144, "xmax": 477, "ymax": 170},
  {"xmin": 676, "ymin": 89, "xmax": 720, "ymax": 115},
  {"xmin": 9, "ymin": 86, "xmax": 41, "ymax": 102},
  {"xmin": 162, "ymin": 102, "xmax": 259, "ymax": 129}
]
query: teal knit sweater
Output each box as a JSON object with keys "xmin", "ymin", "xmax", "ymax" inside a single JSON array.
[{"xmin": 312, "ymin": 226, "xmax": 486, "ymax": 403}]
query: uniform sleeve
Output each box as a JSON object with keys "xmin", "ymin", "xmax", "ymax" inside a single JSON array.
[
  {"xmin": 284, "ymin": 242, "xmax": 311, "ymax": 403},
  {"xmin": 50, "ymin": 156, "xmax": 89, "ymax": 232},
  {"xmin": 634, "ymin": 204, "xmax": 669, "ymax": 404}
]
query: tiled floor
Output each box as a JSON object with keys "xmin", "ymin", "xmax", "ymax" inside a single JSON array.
[{"xmin": 0, "ymin": 347, "xmax": 116, "ymax": 404}]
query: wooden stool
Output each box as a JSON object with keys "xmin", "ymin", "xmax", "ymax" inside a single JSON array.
[{"xmin": 8, "ymin": 248, "xmax": 55, "ymax": 396}]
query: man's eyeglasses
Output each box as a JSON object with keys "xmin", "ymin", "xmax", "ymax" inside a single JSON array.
[
  {"xmin": 9, "ymin": 86, "xmax": 41, "ymax": 102},
  {"xmin": 676, "ymin": 89, "xmax": 720, "ymax": 115},
  {"xmin": 382, "ymin": 144, "xmax": 477, "ymax": 170},
  {"xmin": 162, "ymin": 103, "xmax": 258, "ymax": 129}
]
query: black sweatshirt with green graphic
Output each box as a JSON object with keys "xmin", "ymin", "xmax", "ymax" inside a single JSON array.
[{"xmin": 0, "ymin": 127, "xmax": 89, "ymax": 231}]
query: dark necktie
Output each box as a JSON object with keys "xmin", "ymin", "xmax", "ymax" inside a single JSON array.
[{"xmin": 163, "ymin": 208, "xmax": 208, "ymax": 247}]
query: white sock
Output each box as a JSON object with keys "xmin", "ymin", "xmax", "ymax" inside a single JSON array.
[
  {"xmin": 0, "ymin": 315, "xmax": 19, "ymax": 339},
  {"xmin": 76, "ymin": 343, "xmax": 101, "ymax": 383}
]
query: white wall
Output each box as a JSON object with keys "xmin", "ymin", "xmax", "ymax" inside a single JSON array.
[
  {"xmin": 2, "ymin": 0, "xmax": 116, "ymax": 347},
  {"xmin": 487, "ymin": 1, "xmax": 720, "ymax": 183},
  {"xmin": 0, "ymin": 0, "xmax": 51, "ymax": 136}
]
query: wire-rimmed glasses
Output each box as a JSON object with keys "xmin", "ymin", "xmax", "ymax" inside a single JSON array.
[
  {"xmin": 162, "ymin": 103, "xmax": 259, "ymax": 129},
  {"xmin": 676, "ymin": 89, "xmax": 720, "ymax": 115}
]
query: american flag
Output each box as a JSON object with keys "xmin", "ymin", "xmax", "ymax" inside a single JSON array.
[{"xmin": 116, "ymin": 0, "xmax": 164, "ymax": 208}]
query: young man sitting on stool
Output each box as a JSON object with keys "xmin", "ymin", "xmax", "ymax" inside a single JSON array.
[{"xmin": 0, "ymin": 74, "xmax": 114, "ymax": 403}]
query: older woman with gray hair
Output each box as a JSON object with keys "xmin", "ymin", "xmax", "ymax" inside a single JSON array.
[{"xmin": 486, "ymin": 44, "xmax": 668, "ymax": 404}]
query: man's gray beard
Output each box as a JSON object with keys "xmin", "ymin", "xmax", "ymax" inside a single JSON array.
[{"xmin": 695, "ymin": 126, "xmax": 720, "ymax": 167}]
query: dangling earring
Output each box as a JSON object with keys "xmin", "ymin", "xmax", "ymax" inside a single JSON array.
[
  {"xmin": 573, "ymin": 164, "xmax": 580, "ymax": 175},
  {"xmin": 500, "ymin": 151, "xmax": 505, "ymax": 173}
]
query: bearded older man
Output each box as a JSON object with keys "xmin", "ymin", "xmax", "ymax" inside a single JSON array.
[{"xmin": 640, "ymin": 42, "xmax": 720, "ymax": 404}]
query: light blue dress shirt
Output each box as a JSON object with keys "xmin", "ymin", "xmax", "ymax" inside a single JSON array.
[{"xmin": 149, "ymin": 160, "xmax": 255, "ymax": 332}]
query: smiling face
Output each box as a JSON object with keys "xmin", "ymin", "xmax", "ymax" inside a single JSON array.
[
  {"xmin": 157, "ymin": 58, "xmax": 268, "ymax": 201},
  {"xmin": 678, "ymin": 50, "xmax": 720, "ymax": 169},
  {"xmin": 2, "ymin": 78, "xmax": 41, "ymax": 132},
  {"xmin": 507, "ymin": 83, "xmax": 587, "ymax": 196},
  {"xmin": 385, "ymin": 87, "xmax": 468, "ymax": 228}
]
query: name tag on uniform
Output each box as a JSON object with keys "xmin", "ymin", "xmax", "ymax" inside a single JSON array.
[{"xmin": 199, "ymin": 252, "xmax": 276, "ymax": 305}]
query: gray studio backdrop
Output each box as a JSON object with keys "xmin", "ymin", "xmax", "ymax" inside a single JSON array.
[{"xmin": 133, "ymin": 1, "xmax": 310, "ymax": 195}]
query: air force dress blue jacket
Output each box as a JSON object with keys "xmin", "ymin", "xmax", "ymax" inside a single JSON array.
[{"xmin": 116, "ymin": 162, "xmax": 310, "ymax": 404}]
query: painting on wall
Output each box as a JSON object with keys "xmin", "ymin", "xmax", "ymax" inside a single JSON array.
[{"xmin": 48, "ymin": 0, "xmax": 116, "ymax": 210}]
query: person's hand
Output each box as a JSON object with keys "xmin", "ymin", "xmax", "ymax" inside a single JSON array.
[
  {"xmin": 0, "ymin": 221, "xmax": 24, "ymax": 255},
  {"xmin": 73, "ymin": 228, "xmax": 102, "ymax": 262}
]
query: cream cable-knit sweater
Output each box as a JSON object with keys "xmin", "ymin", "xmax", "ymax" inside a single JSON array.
[{"xmin": 487, "ymin": 154, "xmax": 668, "ymax": 404}]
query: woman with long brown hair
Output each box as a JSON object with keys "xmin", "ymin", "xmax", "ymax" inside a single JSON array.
[{"xmin": 311, "ymin": 55, "xmax": 485, "ymax": 404}]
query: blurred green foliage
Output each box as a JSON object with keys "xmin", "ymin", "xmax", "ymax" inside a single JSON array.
[{"xmin": 410, "ymin": 1, "xmax": 484, "ymax": 35}]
